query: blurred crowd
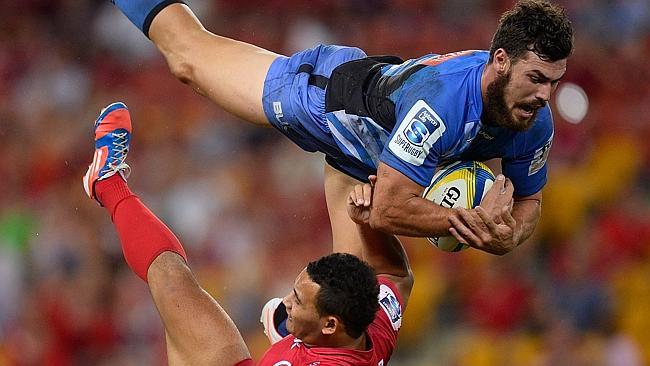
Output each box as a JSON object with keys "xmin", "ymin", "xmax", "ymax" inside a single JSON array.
[{"xmin": 1, "ymin": 0, "xmax": 650, "ymax": 365}]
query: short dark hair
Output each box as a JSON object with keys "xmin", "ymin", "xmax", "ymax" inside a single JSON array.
[
  {"xmin": 306, "ymin": 253, "xmax": 379, "ymax": 339},
  {"xmin": 489, "ymin": 0, "xmax": 574, "ymax": 63}
]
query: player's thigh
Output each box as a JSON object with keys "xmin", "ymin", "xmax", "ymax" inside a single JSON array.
[
  {"xmin": 324, "ymin": 164, "xmax": 364, "ymax": 257},
  {"xmin": 187, "ymin": 33, "xmax": 279, "ymax": 126},
  {"xmin": 166, "ymin": 326, "xmax": 251, "ymax": 366},
  {"xmin": 151, "ymin": 4, "xmax": 280, "ymax": 126},
  {"xmin": 148, "ymin": 253, "xmax": 251, "ymax": 365}
]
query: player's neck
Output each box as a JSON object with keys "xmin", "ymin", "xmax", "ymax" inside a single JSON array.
[
  {"xmin": 480, "ymin": 62, "xmax": 497, "ymax": 105},
  {"xmin": 339, "ymin": 332, "xmax": 369, "ymax": 351},
  {"xmin": 307, "ymin": 332, "xmax": 369, "ymax": 351}
]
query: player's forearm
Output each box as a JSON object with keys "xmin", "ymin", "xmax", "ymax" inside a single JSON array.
[
  {"xmin": 512, "ymin": 198, "xmax": 541, "ymax": 245},
  {"xmin": 357, "ymin": 224, "xmax": 411, "ymax": 278},
  {"xmin": 370, "ymin": 162, "xmax": 459, "ymax": 237},
  {"xmin": 369, "ymin": 195, "xmax": 458, "ymax": 237}
]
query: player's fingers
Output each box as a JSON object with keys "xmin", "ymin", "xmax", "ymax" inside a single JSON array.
[
  {"xmin": 448, "ymin": 227, "xmax": 469, "ymax": 247},
  {"xmin": 475, "ymin": 206, "xmax": 499, "ymax": 232},
  {"xmin": 501, "ymin": 205, "xmax": 517, "ymax": 228},
  {"xmin": 362, "ymin": 184, "xmax": 372, "ymax": 206},
  {"xmin": 507, "ymin": 197, "xmax": 514, "ymax": 212},
  {"xmin": 349, "ymin": 187, "xmax": 362, "ymax": 206},
  {"xmin": 460, "ymin": 208, "xmax": 493, "ymax": 243},
  {"xmin": 368, "ymin": 175, "xmax": 378, "ymax": 187},
  {"xmin": 457, "ymin": 208, "xmax": 488, "ymax": 234},
  {"xmin": 502, "ymin": 177, "xmax": 514, "ymax": 196},
  {"xmin": 449, "ymin": 214, "xmax": 484, "ymax": 247},
  {"xmin": 493, "ymin": 174, "xmax": 506, "ymax": 191},
  {"xmin": 354, "ymin": 184, "xmax": 366, "ymax": 205},
  {"xmin": 482, "ymin": 174, "xmax": 505, "ymax": 203}
]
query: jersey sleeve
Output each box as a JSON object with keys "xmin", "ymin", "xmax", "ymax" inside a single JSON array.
[
  {"xmin": 367, "ymin": 276, "xmax": 405, "ymax": 359},
  {"xmin": 379, "ymin": 78, "xmax": 463, "ymax": 187},
  {"xmin": 502, "ymin": 106, "xmax": 554, "ymax": 197}
]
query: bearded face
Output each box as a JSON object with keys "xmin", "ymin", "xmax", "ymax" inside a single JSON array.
[
  {"xmin": 482, "ymin": 51, "xmax": 567, "ymax": 131},
  {"xmin": 482, "ymin": 71, "xmax": 544, "ymax": 132}
]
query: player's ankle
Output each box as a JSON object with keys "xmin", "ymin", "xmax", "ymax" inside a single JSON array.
[{"xmin": 95, "ymin": 174, "xmax": 134, "ymax": 216}]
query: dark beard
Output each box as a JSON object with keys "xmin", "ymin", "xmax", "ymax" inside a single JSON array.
[{"xmin": 482, "ymin": 72, "xmax": 538, "ymax": 132}]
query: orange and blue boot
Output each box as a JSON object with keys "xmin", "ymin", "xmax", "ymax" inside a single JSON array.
[{"xmin": 83, "ymin": 102, "xmax": 132, "ymax": 204}]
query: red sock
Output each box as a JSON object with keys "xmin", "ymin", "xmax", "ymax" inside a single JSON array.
[{"xmin": 95, "ymin": 175, "xmax": 188, "ymax": 282}]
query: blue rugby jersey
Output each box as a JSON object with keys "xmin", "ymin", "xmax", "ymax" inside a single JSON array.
[{"xmin": 325, "ymin": 50, "xmax": 554, "ymax": 197}]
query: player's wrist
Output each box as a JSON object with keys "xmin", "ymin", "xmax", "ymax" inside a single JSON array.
[{"xmin": 111, "ymin": 0, "xmax": 185, "ymax": 37}]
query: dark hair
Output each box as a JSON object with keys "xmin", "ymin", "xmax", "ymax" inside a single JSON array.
[
  {"xmin": 489, "ymin": 0, "xmax": 574, "ymax": 63},
  {"xmin": 306, "ymin": 253, "xmax": 379, "ymax": 339}
]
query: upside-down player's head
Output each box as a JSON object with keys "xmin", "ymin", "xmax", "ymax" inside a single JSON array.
[
  {"xmin": 483, "ymin": 0, "xmax": 574, "ymax": 131},
  {"xmin": 282, "ymin": 253, "xmax": 379, "ymax": 345}
]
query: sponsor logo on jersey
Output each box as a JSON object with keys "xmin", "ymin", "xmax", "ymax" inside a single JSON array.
[
  {"xmin": 273, "ymin": 101, "xmax": 284, "ymax": 124},
  {"xmin": 528, "ymin": 133, "xmax": 553, "ymax": 176},
  {"xmin": 378, "ymin": 284, "xmax": 402, "ymax": 331},
  {"xmin": 478, "ymin": 130, "xmax": 494, "ymax": 140},
  {"xmin": 389, "ymin": 100, "xmax": 446, "ymax": 166}
]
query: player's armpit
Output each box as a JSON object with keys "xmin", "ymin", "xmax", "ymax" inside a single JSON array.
[{"xmin": 148, "ymin": 252, "xmax": 251, "ymax": 366}]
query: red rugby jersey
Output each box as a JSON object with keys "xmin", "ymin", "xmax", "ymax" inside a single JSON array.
[{"xmin": 257, "ymin": 277, "xmax": 403, "ymax": 366}]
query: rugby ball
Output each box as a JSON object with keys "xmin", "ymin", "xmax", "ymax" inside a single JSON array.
[{"xmin": 423, "ymin": 161, "xmax": 495, "ymax": 252}]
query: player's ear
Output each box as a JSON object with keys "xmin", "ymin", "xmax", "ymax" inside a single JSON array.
[
  {"xmin": 493, "ymin": 48, "xmax": 510, "ymax": 74},
  {"xmin": 321, "ymin": 316, "xmax": 339, "ymax": 335}
]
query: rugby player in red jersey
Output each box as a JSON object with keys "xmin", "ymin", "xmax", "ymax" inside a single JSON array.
[{"xmin": 83, "ymin": 102, "xmax": 413, "ymax": 365}]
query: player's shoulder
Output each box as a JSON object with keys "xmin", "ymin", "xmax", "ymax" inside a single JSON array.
[
  {"xmin": 417, "ymin": 50, "xmax": 488, "ymax": 70},
  {"xmin": 408, "ymin": 50, "xmax": 488, "ymax": 80},
  {"xmin": 374, "ymin": 277, "xmax": 404, "ymax": 332},
  {"xmin": 398, "ymin": 50, "xmax": 487, "ymax": 107}
]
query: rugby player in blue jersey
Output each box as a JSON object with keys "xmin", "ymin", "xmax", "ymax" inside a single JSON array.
[{"xmin": 109, "ymin": 0, "xmax": 573, "ymax": 255}]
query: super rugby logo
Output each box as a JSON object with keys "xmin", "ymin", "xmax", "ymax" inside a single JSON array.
[
  {"xmin": 405, "ymin": 109, "xmax": 440, "ymax": 146},
  {"xmin": 389, "ymin": 100, "xmax": 446, "ymax": 166},
  {"xmin": 378, "ymin": 284, "xmax": 402, "ymax": 331}
]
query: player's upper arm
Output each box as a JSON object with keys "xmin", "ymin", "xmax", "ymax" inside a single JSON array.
[
  {"xmin": 368, "ymin": 277, "xmax": 408, "ymax": 355},
  {"xmin": 380, "ymin": 97, "xmax": 454, "ymax": 188},
  {"xmin": 357, "ymin": 224, "xmax": 414, "ymax": 306},
  {"xmin": 371, "ymin": 94, "xmax": 459, "ymax": 227},
  {"xmin": 502, "ymin": 107, "xmax": 554, "ymax": 197},
  {"xmin": 377, "ymin": 273, "xmax": 413, "ymax": 310}
]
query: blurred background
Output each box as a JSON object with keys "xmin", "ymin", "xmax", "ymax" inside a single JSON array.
[{"xmin": 1, "ymin": 0, "xmax": 650, "ymax": 365}]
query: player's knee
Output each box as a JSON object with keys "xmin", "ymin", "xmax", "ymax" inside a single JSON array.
[{"xmin": 166, "ymin": 56, "xmax": 195, "ymax": 85}]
